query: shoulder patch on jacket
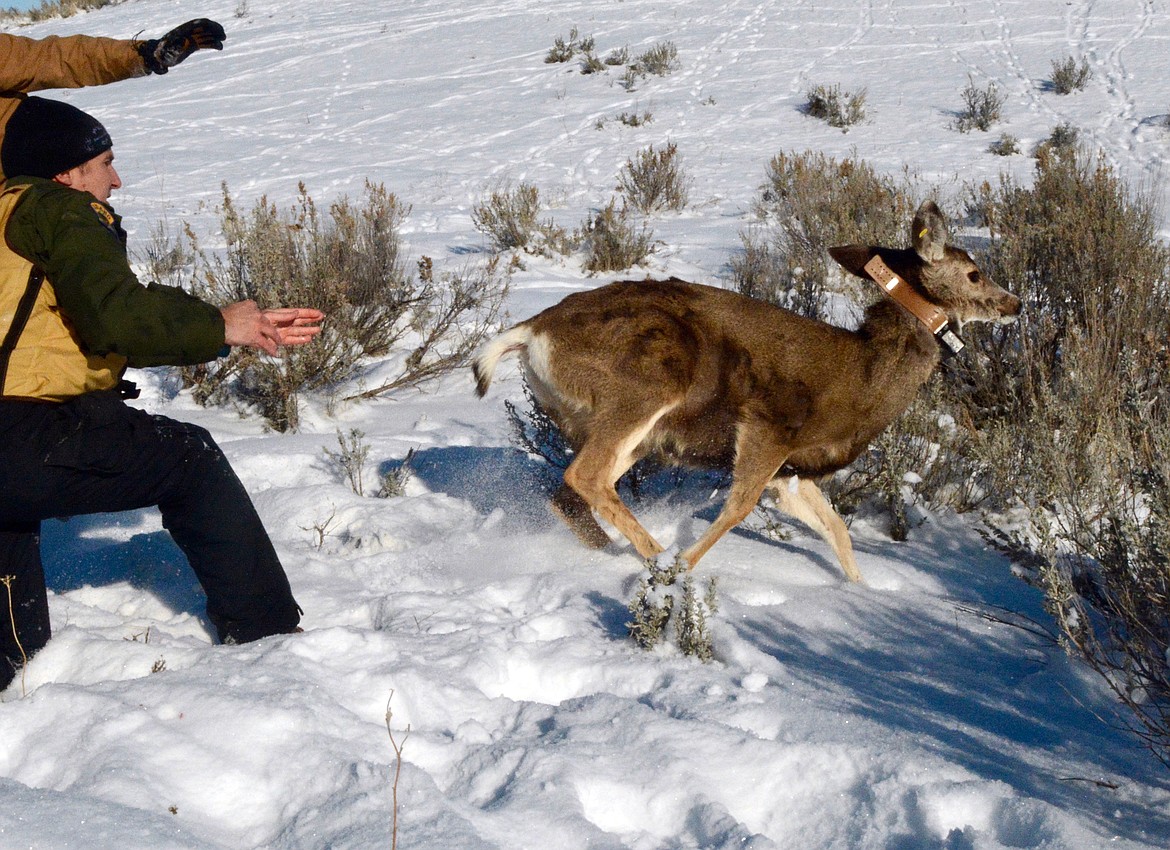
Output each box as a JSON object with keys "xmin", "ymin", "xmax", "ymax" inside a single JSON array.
[{"xmin": 90, "ymin": 201, "xmax": 115, "ymax": 227}]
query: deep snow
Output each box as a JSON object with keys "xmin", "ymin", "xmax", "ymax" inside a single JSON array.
[{"xmin": 3, "ymin": 1, "xmax": 1170, "ymax": 848}]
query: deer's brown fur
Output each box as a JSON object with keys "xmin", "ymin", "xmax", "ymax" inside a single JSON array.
[{"xmin": 473, "ymin": 202, "xmax": 1019, "ymax": 581}]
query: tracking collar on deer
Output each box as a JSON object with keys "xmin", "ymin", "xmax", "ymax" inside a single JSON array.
[{"xmin": 862, "ymin": 254, "xmax": 965, "ymax": 355}]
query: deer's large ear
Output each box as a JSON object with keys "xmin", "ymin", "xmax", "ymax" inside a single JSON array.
[
  {"xmin": 828, "ymin": 245, "xmax": 878, "ymax": 279},
  {"xmin": 911, "ymin": 201, "xmax": 947, "ymax": 263}
]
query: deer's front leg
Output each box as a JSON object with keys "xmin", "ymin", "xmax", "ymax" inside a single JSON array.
[{"xmin": 680, "ymin": 426, "xmax": 789, "ymax": 568}]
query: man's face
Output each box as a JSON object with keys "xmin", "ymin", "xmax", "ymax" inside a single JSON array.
[{"xmin": 54, "ymin": 149, "xmax": 121, "ymax": 204}]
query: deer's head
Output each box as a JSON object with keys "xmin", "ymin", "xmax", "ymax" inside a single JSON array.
[{"xmin": 829, "ymin": 201, "xmax": 1021, "ymax": 330}]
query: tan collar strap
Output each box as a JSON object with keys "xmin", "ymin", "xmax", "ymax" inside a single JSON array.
[
  {"xmin": 863, "ymin": 255, "xmax": 949, "ymax": 333},
  {"xmin": 863, "ymin": 255, "xmax": 965, "ymax": 354}
]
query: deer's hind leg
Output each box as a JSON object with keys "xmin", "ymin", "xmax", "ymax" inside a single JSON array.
[
  {"xmin": 766, "ymin": 476, "xmax": 861, "ymax": 582},
  {"xmin": 551, "ymin": 484, "xmax": 611, "ymax": 549},
  {"xmin": 560, "ymin": 400, "xmax": 679, "ymax": 560}
]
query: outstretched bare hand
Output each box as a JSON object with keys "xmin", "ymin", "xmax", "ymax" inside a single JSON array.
[
  {"xmin": 264, "ymin": 307, "xmax": 325, "ymax": 347},
  {"xmin": 221, "ymin": 302, "xmax": 324, "ymax": 355}
]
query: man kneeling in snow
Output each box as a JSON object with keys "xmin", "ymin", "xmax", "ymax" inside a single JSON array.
[{"xmin": 0, "ymin": 97, "xmax": 324, "ymax": 691}]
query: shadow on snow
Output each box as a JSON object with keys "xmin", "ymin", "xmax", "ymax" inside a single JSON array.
[
  {"xmin": 734, "ymin": 526, "xmax": 1170, "ymax": 843},
  {"xmin": 40, "ymin": 512, "xmax": 209, "ymax": 625}
]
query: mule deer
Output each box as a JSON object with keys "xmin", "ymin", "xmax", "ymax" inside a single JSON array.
[{"xmin": 473, "ymin": 201, "xmax": 1019, "ymax": 581}]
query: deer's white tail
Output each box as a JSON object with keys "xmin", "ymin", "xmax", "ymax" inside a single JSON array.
[{"xmin": 472, "ymin": 325, "xmax": 532, "ymax": 397}]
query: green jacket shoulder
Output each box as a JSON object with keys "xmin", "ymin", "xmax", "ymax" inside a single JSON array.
[{"xmin": 3, "ymin": 177, "xmax": 226, "ymax": 367}]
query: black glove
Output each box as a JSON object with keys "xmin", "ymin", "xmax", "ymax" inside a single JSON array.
[{"xmin": 138, "ymin": 18, "xmax": 227, "ymax": 75}]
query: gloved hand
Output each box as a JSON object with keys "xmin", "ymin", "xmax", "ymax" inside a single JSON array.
[{"xmin": 138, "ymin": 19, "xmax": 227, "ymax": 75}]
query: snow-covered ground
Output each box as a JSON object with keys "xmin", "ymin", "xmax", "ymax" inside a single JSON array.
[{"xmin": 3, "ymin": 1, "xmax": 1170, "ymax": 847}]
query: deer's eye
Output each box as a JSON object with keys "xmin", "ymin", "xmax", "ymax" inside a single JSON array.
[{"xmin": 968, "ymin": 271, "xmax": 981, "ymax": 282}]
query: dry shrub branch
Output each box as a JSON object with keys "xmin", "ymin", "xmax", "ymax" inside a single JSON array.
[
  {"xmin": 0, "ymin": 0, "xmax": 119, "ymax": 23},
  {"xmin": 734, "ymin": 150, "xmax": 919, "ymax": 319},
  {"xmin": 175, "ymin": 182, "xmax": 507, "ymax": 430},
  {"xmin": 960, "ymin": 147, "xmax": 1170, "ymax": 765}
]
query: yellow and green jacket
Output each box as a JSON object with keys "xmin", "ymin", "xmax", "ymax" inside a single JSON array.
[
  {"xmin": 1, "ymin": 178, "xmax": 225, "ymax": 401},
  {"xmin": 1, "ymin": 32, "xmax": 147, "ymax": 180}
]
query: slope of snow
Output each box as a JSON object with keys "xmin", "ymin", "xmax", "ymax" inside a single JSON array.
[{"xmin": 3, "ymin": 1, "xmax": 1170, "ymax": 848}]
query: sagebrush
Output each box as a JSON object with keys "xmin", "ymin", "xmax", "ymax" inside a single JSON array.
[
  {"xmin": 627, "ymin": 559, "xmax": 718, "ymax": 660},
  {"xmin": 804, "ymin": 83, "xmax": 867, "ymax": 130},
  {"xmin": 962, "ymin": 147, "xmax": 1170, "ymax": 767},
  {"xmin": 544, "ymin": 31, "xmax": 677, "ymax": 92},
  {"xmin": 954, "ymin": 77, "xmax": 1006, "ymax": 132},
  {"xmin": 582, "ymin": 199, "xmax": 655, "ymax": 272},
  {"xmin": 1034, "ymin": 122, "xmax": 1079, "ymax": 159},
  {"xmin": 618, "ymin": 110, "xmax": 653, "ymax": 127},
  {"xmin": 989, "ymin": 133, "xmax": 1020, "ymax": 157},
  {"xmin": 472, "ymin": 183, "xmax": 542, "ymax": 251},
  {"xmin": 471, "ymin": 183, "xmax": 658, "ymax": 273},
  {"xmin": 1049, "ymin": 55, "xmax": 1093, "ymax": 94},
  {"xmin": 173, "ymin": 182, "xmax": 507, "ymax": 430},
  {"xmin": 634, "ymin": 41, "xmax": 680, "ymax": 76},
  {"xmin": 544, "ymin": 27, "xmax": 593, "ymax": 64},
  {"xmin": 0, "ymin": 0, "xmax": 118, "ymax": 22},
  {"xmin": 620, "ymin": 41, "xmax": 680, "ymax": 91},
  {"xmin": 324, "ymin": 428, "xmax": 370, "ymax": 496},
  {"xmin": 472, "ymin": 183, "xmax": 577, "ymax": 258},
  {"xmin": 736, "ymin": 144, "xmax": 1170, "ymax": 764},
  {"xmin": 618, "ymin": 142, "xmax": 689, "ymax": 213},
  {"xmin": 732, "ymin": 149, "xmax": 918, "ymax": 319}
]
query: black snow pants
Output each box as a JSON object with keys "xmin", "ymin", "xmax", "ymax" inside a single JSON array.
[{"xmin": 0, "ymin": 389, "xmax": 301, "ymax": 690}]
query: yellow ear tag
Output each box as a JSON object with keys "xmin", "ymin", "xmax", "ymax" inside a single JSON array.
[
  {"xmin": 90, "ymin": 202, "xmax": 115, "ymax": 227},
  {"xmin": 918, "ymin": 227, "xmax": 930, "ymax": 239}
]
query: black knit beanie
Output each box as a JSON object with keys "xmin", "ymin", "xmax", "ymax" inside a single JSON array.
[{"xmin": 1, "ymin": 96, "xmax": 113, "ymax": 180}]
